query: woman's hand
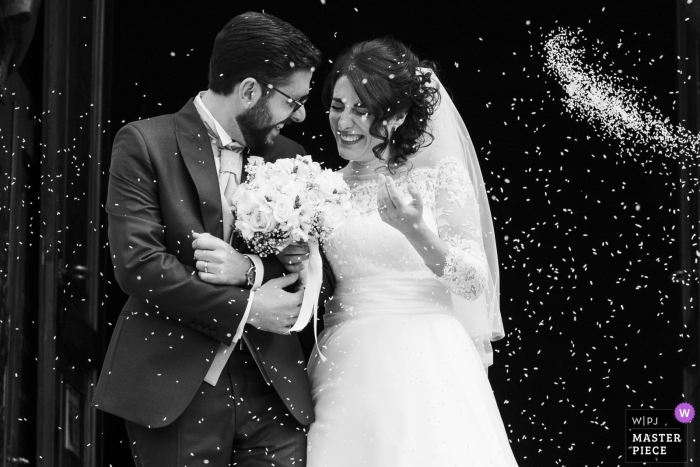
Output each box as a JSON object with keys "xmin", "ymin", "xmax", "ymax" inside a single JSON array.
[
  {"xmin": 277, "ymin": 242, "xmax": 309, "ymax": 287},
  {"xmin": 192, "ymin": 232, "xmax": 249, "ymax": 286},
  {"xmin": 377, "ymin": 174, "xmax": 425, "ymax": 238},
  {"xmin": 277, "ymin": 242, "xmax": 309, "ymax": 274}
]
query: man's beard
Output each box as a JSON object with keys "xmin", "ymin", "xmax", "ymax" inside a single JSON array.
[{"xmin": 236, "ymin": 99, "xmax": 279, "ymax": 151}]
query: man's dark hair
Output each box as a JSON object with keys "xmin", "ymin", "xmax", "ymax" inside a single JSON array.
[{"xmin": 209, "ymin": 12, "xmax": 322, "ymax": 96}]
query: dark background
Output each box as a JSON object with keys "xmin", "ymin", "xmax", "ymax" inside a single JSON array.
[{"xmin": 106, "ymin": 1, "xmax": 685, "ymax": 465}]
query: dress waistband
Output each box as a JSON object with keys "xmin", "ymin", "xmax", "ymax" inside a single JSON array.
[{"xmin": 324, "ymin": 273, "xmax": 453, "ymax": 326}]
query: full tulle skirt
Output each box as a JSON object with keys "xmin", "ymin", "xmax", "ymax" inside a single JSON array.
[{"xmin": 307, "ymin": 274, "xmax": 519, "ymax": 467}]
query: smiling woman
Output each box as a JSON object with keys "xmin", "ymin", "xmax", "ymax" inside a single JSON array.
[
  {"xmin": 328, "ymin": 76, "xmax": 376, "ymax": 161},
  {"xmin": 323, "ymin": 37, "xmax": 439, "ymax": 172}
]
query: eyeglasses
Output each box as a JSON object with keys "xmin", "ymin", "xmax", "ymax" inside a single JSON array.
[{"xmin": 260, "ymin": 82, "xmax": 308, "ymax": 113}]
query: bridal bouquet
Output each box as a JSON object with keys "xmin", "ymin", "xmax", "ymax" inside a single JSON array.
[{"xmin": 231, "ymin": 155, "xmax": 352, "ymax": 256}]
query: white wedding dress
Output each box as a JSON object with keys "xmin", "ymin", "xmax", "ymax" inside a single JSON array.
[{"xmin": 306, "ymin": 154, "xmax": 520, "ymax": 466}]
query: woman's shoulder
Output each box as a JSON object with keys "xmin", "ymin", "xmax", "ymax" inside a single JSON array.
[
  {"xmin": 406, "ymin": 155, "xmax": 473, "ymax": 199},
  {"xmin": 409, "ymin": 154, "xmax": 464, "ymax": 172},
  {"xmin": 407, "ymin": 156, "xmax": 466, "ymax": 188}
]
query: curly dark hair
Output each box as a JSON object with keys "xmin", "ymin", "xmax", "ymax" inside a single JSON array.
[{"xmin": 322, "ymin": 37, "xmax": 440, "ymax": 172}]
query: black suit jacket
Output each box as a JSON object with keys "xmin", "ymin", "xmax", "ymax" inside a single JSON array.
[{"xmin": 92, "ymin": 99, "xmax": 334, "ymax": 428}]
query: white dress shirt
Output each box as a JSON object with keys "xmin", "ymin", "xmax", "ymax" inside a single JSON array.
[{"xmin": 193, "ymin": 92, "xmax": 264, "ymax": 385}]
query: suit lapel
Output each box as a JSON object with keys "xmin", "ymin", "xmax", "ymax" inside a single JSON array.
[
  {"xmin": 174, "ymin": 99, "xmax": 224, "ymax": 239},
  {"xmin": 239, "ymin": 148, "xmax": 250, "ymax": 184},
  {"xmin": 229, "ymin": 148, "xmax": 249, "ymax": 251}
]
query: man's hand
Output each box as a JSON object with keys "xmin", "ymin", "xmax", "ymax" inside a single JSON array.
[
  {"xmin": 277, "ymin": 242, "xmax": 310, "ymax": 274},
  {"xmin": 247, "ymin": 273, "xmax": 304, "ymax": 334},
  {"xmin": 192, "ymin": 232, "xmax": 249, "ymax": 286}
]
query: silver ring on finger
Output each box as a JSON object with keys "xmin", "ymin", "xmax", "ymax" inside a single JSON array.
[{"xmin": 204, "ymin": 261, "xmax": 209, "ymax": 274}]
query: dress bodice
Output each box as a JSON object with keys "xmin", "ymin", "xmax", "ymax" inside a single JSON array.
[{"xmin": 323, "ymin": 157, "xmax": 489, "ymax": 301}]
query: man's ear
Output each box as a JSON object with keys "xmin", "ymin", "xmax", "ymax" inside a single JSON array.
[{"xmin": 238, "ymin": 78, "xmax": 263, "ymax": 108}]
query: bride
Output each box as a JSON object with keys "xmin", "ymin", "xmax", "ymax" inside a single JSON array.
[{"xmin": 306, "ymin": 37, "xmax": 519, "ymax": 466}]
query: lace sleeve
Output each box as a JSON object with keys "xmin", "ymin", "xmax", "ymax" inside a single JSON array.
[{"xmin": 432, "ymin": 157, "xmax": 489, "ymax": 300}]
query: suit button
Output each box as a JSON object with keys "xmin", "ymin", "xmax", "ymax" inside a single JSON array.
[
  {"xmin": 210, "ymin": 330, "xmax": 217, "ymax": 337},
  {"xmin": 196, "ymin": 324, "xmax": 203, "ymax": 331}
]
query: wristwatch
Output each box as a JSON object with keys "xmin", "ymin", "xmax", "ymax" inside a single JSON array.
[{"xmin": 245, "ymin": 255, "xmax": 257, "ymax": 287}]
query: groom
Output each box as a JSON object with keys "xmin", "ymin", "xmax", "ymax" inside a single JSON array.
[{"xmin": 93, "ymin": 12, "xmax": 330, "ymax": 466}]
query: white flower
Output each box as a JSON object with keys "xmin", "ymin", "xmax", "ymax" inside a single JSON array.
[
  {"xmin": 317, "ymin": 170, "xmax": 344, "ymax": 196},
  {"xmin": 231, "ymin": 154, "xmax": 351, "ymax": 255},
  {"xmin": 294, "ymin": 160, "xmax": 312, "ymax": 178},
  {"xmin": 235, "ymin": 218, "xmax": 255, "ymax": 239},
  {"xmin": 269, "ymin": 165, "xmax": 296, "ymax": 187},
  {"xmin": 322, "ymin": 203, "xmax": 347, "ymax": 230},
  {"xmin": 305, "ymin": 191, "xmax": 324, "ymax": 206},
  {"xmin": 250, "ymin": 209, "xmax": 275, "ymax": 232},
  {"xmin": 291, "ymin": 226, "xmax": 310, "ymax": 243},
  {"xmin": 309, "ymin": 161, "xmax": 323, "ymax": 175},
  {"xmin": 232, "ymin": 189, "xmax": 258, "ymax": 215},
  {"xmin": 276, "ymin": 158, "xmax": 296, "ymax": 173},
  {"xmin": 296, "ymin": 154, "xmax": 313, "ymax": 165},
  {"xmin": 298, "ymin": 202, "xmax": 316, "ymax": 224},
  {"xmin": 280, "ymin": 179, "xmax": 305, "ymax": 197},
  {"xmin": 272, "ymin": 197, "xmax": 294, "ymax": 224},
  {"xmin": 248, "ymin": 156, "xmax": 265, "ymax": 167},
  {"xmin": 284, "ymin": 210, "xmax": 301, "ymax": 230}
]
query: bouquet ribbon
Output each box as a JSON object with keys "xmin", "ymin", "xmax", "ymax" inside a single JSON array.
[{"xmin": 289, "ymin": 238, "xmax": 326, "ymax": 361}]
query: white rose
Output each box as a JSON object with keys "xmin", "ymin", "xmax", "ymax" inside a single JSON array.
[
  {"xmin": 322, "ymin": 203, "xmax": 346, "ymax": 230},
  {"xmin": 294, "ymin": 160, "xmax": 312, "ymax": 178},
  {"xmin": 316, "ymin": 170, "xmax": 344, "ymax": 196},
  {"xmin": 250, "ymin": 209, "xmax": 275, "ymax": 232},
  {"xmin": 232, "ymin": 189, "xmax": 258, "ymax": 215},
  {"xmin": 272, "ymin": 197, "xmax": 294, "ymax": 224},
  {"xmin": 298, "ymin": 202, "xmax": 316, "ymax": 224},
  {"xmin": 305, "ymin": 191, "xmax": 323, "ymax": 206},
  {"xmin": 248, "ymin": 190, "xmax": 272, "ymax": 217},
  {"xmin": 269, "ymin": 166, "xmax": 296, "ymax": 187},
  {"xmin": 280, "ymin": 179, "xmax": 305, "ymax": 197},
  {"xmin": 275, "ymin": 158, "xmax": 295, "ymax": 173},
  {"xmin": 235, "ymin": 217, "xmax": 255, "ymax": 239},
  {"xmin": 309, "ymin": 160, "xmax": 323, "ymax": 175},
  {"xmin": 284, "ymin": 210, "xmax": 301, "ymax": 230},
  {"xmin": 253, "ymin": 165, "xmax": 271, "ymax": 182},
  {"xmin": 255, "ymin": 177, "xmax": 275, "ymax": 196}
]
